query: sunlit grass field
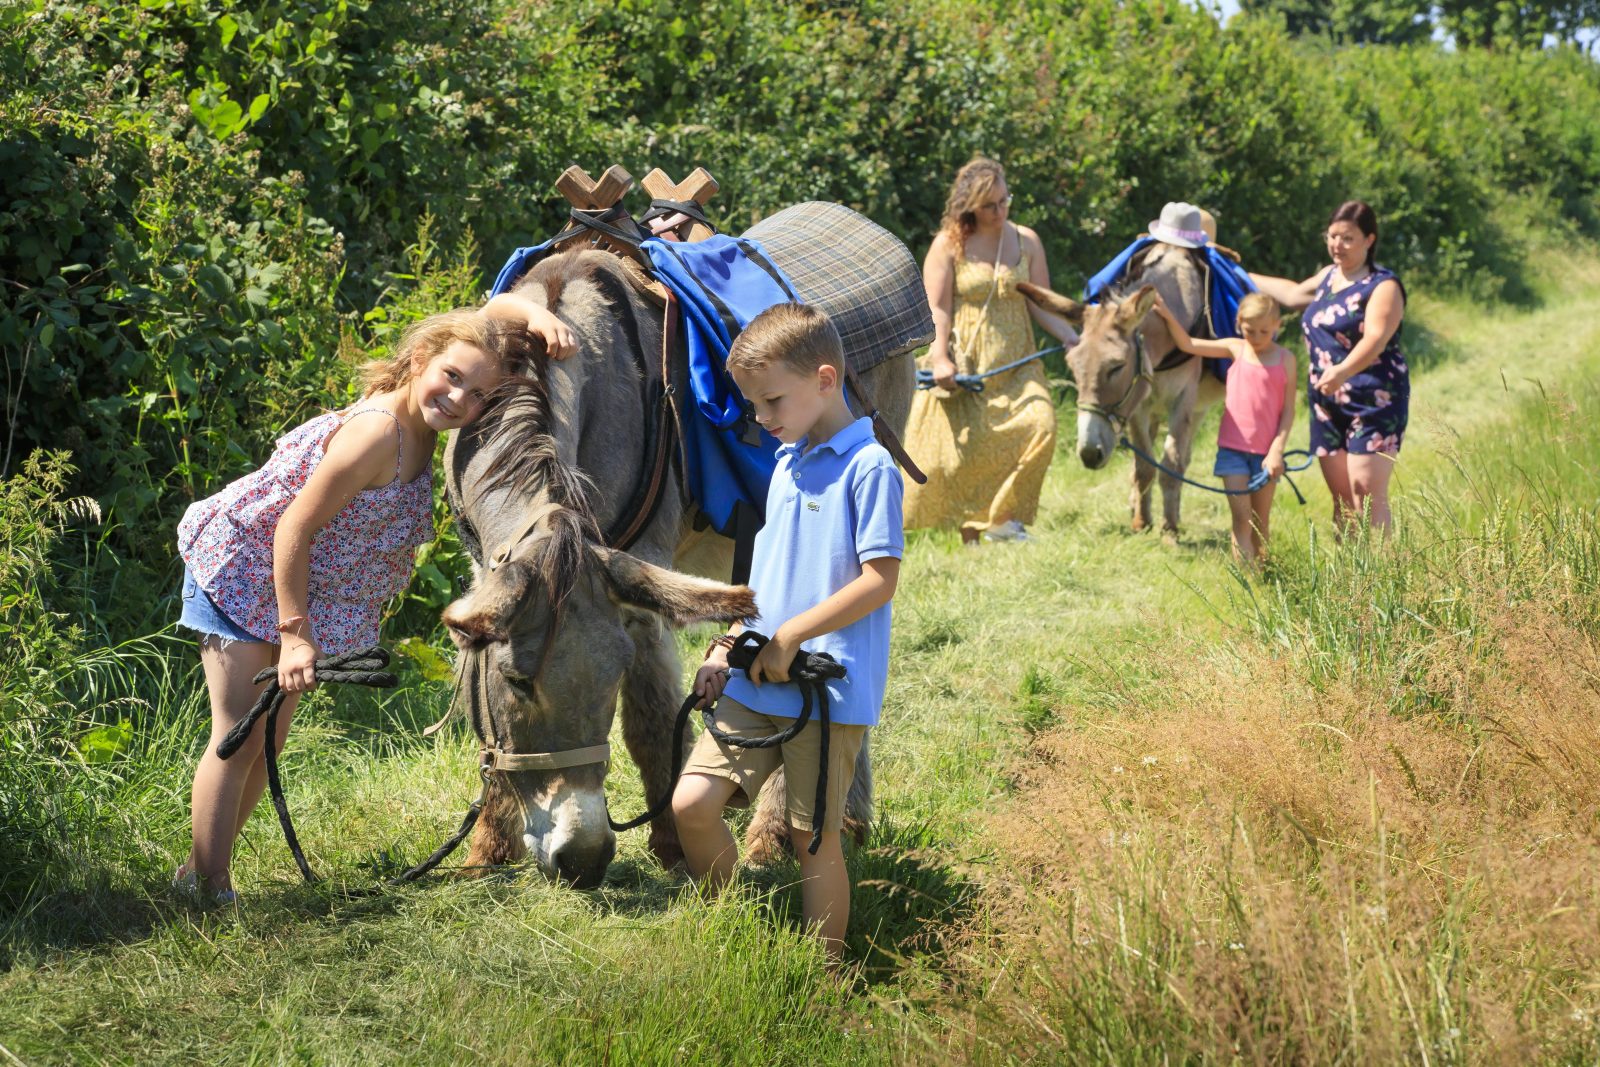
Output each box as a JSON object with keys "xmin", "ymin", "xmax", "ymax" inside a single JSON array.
[{"xmin": 3, "ymin": 243, "xmax": 1599, "ymax": 1064}]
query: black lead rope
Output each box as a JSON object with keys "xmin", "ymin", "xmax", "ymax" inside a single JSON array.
[
  {"xmin": 610, "ymin": 630, "xmax": 846, "ymax": 856},
  {"xmin": 217, "ymin": 645, "xmax": 486, "ymax": 887}
]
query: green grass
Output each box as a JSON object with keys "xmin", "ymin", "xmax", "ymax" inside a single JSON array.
[{"xmin": 4, "ymin": 239, "xmax": 1600, "ymax": 1064}]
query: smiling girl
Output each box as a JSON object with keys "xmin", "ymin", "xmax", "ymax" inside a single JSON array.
[{"xmin": 171, "ymin": 296, "xmax": 574, "ymax": 903}]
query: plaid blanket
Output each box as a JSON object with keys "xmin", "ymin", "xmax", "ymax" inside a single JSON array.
[{"xmin": 744, "ymin": 202, "xmax": 933, "ymax": 374}]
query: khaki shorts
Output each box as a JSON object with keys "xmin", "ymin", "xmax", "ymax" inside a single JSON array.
[{"xmin": 681, "ymin": 696, "xmax": 867, "ymax": 833}]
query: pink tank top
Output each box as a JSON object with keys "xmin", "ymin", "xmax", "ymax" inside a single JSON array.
[
  {"xmin": 177, "ymin": 408, "xmax": 434, "ymax": 654},
  {"xmin": 1218, "ymin": 356, "xmax": 1289, "ymax": 456}
]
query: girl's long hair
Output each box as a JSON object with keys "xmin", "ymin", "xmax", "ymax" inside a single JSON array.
[
  {"xmin": 939, "ymin": 156, "xmax": 1007, "ymax": 257},
  {"xmin": 360, "ymin": 309, "xmax": 529, "ymax": 396}
]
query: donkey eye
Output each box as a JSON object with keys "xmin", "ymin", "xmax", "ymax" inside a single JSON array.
[{"xmin": 500, "ymin": 666, "xmax": 536, "ymax": 696}]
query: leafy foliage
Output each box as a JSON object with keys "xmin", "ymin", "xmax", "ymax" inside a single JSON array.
[{"xmin": 2, "ymin": 0, "xmax": 1599, "ymax": 649}]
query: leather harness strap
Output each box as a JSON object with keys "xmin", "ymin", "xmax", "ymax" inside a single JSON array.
[
  {"xmin": 842, "ymin": 360, "xmax": 928, "ymax": 485},
  {"xmin": 487, "ymin": 744, "xmax": 612, "ymax": 773},
  {"xmin": 604, "ymin": 289, "xmax": 679, "ymax": 552}
]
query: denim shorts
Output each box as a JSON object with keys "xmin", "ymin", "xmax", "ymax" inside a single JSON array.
[
  {"xmin": 178, "ymin": 566, "xmax": 262, "ymax": 644},
  {"xmin": 1213, "ymin": 446, "xmax": 1266, "ymax": 479}
]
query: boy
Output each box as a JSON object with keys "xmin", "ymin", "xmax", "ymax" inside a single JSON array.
[{"xmin": 670, "ymin": 302, "xmax": 903, "ymax": 961}]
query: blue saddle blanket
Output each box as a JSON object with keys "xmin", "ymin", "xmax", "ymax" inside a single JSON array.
[
  {"xmin": 491, "ymin": 235, "xmax": 797, "ymax": 536},
  {"xmin": 1084, "ymin": 238, "xmax": 1257, "ymax": 379}
]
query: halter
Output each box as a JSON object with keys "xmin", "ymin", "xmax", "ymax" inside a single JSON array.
[
  {"xmin": 1074, "ymin": 328, "xmax": 1153, "ymax": 433},
  {"xmin": 466, "ymin": 642, "xmax": 612, "ymax": 775}
]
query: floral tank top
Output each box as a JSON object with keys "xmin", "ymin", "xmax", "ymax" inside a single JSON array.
[{"xmin": 176, "ymin": 408, "xmax": 434, "ymax": 654}]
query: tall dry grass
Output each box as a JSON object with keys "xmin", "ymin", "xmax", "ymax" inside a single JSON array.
[{"xmin": 953, "ymin": 391, "xmax": 1600, "ymax": 1064}]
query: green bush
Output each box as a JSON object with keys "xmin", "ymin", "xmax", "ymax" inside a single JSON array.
[{"xmin": 3, "ymin": 0, "xmax": 1599, "ymax": 648}]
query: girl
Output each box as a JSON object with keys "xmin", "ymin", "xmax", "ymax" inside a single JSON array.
[
  {"xmin": 172, "ymin": 294, "xmax": 575, "ymax": 903},
  {"xmin": 1152, "ymin": 292, "xmax": 1297, "ymax": 565}
]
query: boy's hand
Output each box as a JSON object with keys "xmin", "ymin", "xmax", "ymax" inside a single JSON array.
[
  {"xmin": 694, "ymin": 648, "xmax": 731, "ymax": 709},
  {"xmin": 745, "ymin": 627, "xmax": 800, "ymax": 686},
  {"xmin": 278, "ymin": 635, "xmax": 320, "ymax": 693}
]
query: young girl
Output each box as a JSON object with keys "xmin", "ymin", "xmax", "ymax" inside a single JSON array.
[
  {"xmin": 172, "ymin": 295, "xmax": 574, "ymax": 903},
  {"xmin": 1152, "ymin": 292, "xmax": 1296, "ymax": 564}
]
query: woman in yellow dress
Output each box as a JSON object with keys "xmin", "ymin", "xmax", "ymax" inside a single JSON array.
[{"xmin": 905, "ymin": 157, "xmax": 1080, "ymax": 544}]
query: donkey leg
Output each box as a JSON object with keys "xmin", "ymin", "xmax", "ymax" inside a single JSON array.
[
  {"xmin": 620, "ymin": 616, "xmax": 689, "ymax": 870},
  {"xmin": 463, "ymin": 775, "xmax": 525, "ymax": 875},
  {"xmin": 1128, "ymin": 415, "xmax": 1157, "ymax": 532},
  {"xmin": 744, "ymin": 772, "xmax": 792, "ymax": 866},
  {"xmin": 744, "ymin": 730, "xmax": 874, "ymax": 864},
  {"xmin": 1159, "ymin": 388, "xmax": 1199, "ymax": 539}
]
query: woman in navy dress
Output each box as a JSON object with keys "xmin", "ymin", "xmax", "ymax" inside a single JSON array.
[{"xmin": 1251, "ymin": 201, "xmax": 1408, "ymax": 536}]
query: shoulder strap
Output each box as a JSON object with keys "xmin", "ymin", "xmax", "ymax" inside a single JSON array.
[{"xmin": 341, "ymin": 407, "xmax": 404, "ymax": 480}]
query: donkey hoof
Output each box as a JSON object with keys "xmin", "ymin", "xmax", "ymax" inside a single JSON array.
[{"xmin": 648, "ymin": 828, "xmax": 685, "ymax": 872}]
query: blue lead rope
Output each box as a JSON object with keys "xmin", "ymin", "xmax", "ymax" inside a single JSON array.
[
  {"xmin": 914, "ymin": 345, "xmax": 1065, "ymax": 394},
  {"xmin": 1118, "ymin": 438, "xmax": 1316, "ymax": 505}
]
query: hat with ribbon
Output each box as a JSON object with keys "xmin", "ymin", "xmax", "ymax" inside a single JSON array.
[{"xmin": 1148, "ymin": 202, "xmax": 1209, "ymax": 249}]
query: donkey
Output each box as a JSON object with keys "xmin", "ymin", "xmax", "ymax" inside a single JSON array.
[
  {"xmin": 1019, "ymin": 243, "xmax": 1223, "ymax": 537},
  {"xmin": 439, "ymin": 240, "xmax": 917, "ymax": 888}
]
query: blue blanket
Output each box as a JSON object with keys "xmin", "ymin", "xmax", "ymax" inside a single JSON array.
[
  {"xmin": 1084, "ymin": 238, "xmax": 1257, "ymax": 379},
  {"xmin": 490, "ymin": 235, "xmax": 798, "ymax": 537}
]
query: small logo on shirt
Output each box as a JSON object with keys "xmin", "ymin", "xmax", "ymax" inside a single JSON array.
[{"xmin": 805, "ymin": 501, "xmax": 820, "ymax": 512}]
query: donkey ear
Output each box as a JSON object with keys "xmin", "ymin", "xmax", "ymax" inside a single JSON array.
[
  {"xmin": 1016, "ymin": 281, "xmax": 1085, "ymax": 324},
  {"xmin": 592, "ymin": 547, "xmax": 757, "ymax": 626},
  {"xmin": 1116, "ymin": 285, "xmax": 1159, "ymax": 332},
  {"xmin": 442, "ymin": 561, "xmax": 534, "ymax": 647}
]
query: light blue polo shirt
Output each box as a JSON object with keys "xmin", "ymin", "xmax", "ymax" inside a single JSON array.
[{"xmin": 721, "ymin": 416, "xmax": 904, "ymax": 727}]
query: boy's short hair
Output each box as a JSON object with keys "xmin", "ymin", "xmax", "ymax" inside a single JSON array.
[
  {"xmin": 1236, "ymin": 292, "xmax": 1281, "ymax": 327},
  {"xmin": 726, "ymin": 303, "xmax": 845, "ymax": 376}
]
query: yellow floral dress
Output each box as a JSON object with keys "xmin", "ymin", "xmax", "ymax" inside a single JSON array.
[{"xmin": 903, "ymin": 251, "xmax": 1057, "ymax": 533}]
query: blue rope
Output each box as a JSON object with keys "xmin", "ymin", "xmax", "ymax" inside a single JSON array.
[
  {"xmin": 1118, "ymin": 438, "xmax": 1316, "ymax": 505},
  {"xmin": 915, "ymin": 345, "xmax": 1065, "ymax": 394}
]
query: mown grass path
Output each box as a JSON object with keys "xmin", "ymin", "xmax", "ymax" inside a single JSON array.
[{"xmin": 3, "ymin": 249, "xmax": 1598, "ymax": 1065}]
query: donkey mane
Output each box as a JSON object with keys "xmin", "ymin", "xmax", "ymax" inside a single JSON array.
[{"xmin": 457, "ymin": 250, "xmax": 658, "ymax": 615}]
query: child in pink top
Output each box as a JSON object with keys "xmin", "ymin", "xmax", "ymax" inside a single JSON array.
[
  {"xmin": 171, "ymin": 294, "xmax": 576, "ymax": 904},
  {"xmin": 1153, "ymin": 292, "xmax": 1297, "ymax": 565}
]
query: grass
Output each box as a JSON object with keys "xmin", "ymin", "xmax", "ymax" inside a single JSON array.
[{"xmin": 3, "ymin": 238, "xmax": 1600, "ymax": 1064}]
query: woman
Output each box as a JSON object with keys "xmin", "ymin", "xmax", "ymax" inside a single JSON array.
[
  {"xmin": 904, "ymin": 157, "xmax": 1080, "ymax": 544},
  {"xmin": 1250, "ymin": 201, "xmax": 1408, "ymax": 536}
]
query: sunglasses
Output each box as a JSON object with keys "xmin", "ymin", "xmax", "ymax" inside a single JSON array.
[{"xmin": 977, "ymin": 194, "xmax": 1013, "ymax": 213}]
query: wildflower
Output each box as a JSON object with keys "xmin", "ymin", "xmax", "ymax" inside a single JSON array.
[
  {"xmin": 1141, "ymin": 755, "xmax": 1157, "ymax": 766},
  {"xmin": 1111, "ymin": 765, "xmax": 1125, "ymax": 775}
]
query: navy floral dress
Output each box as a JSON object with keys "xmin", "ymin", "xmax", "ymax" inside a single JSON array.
[{"xmin": 1304, "ymin": 266, "xmax": 1409, "ymax": 456}]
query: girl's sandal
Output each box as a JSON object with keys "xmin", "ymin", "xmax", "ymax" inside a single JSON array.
[{"xmin": 171, "ymin": 864, "xmax": 238, "ymax": 907}]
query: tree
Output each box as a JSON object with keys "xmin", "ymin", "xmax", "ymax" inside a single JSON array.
[
  {"xmin": 1434, "ymin": 0, "xmax": 1600, "ymax": 48},
  {"xmin": 1238, "ymin": 0, "xmax": 1433, "ymax": 44}
]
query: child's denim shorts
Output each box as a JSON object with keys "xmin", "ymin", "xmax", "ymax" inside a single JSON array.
[
  {"xmin": 178, "ymin": 566, "xmax": 261, "ymax": 645},
  {"xmin": 1213, "ymin": 445, "xmax": 1266, "ymax": 480}
]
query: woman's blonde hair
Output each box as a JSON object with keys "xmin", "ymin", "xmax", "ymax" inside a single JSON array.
[
  {"xmin": 939, "ymin": 156, "xmax": 1007, "ymax": 255},
  {"xmin": 1236, "ymin": 292, "xmax": 1281, "ymax": 328},
  {"xmin": 360, "ymin": 308, "xmax": 519, "ymax": 396}
]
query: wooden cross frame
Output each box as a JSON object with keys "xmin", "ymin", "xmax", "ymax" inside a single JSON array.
[
  {"xmin": 640, "ymin": 167, "xmax": 719, "ymax": 243},
  {"xmin": 552, "ymin": 164, "xmax": 646, "ymax": 258}
]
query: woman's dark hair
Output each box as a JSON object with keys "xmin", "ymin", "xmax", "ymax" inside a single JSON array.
[{"xmin": 1328, "ymin": 200, "xmax": 1379, "ymax": 267}]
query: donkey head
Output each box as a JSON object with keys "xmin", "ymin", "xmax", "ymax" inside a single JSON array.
[
  {"xmin": 1019, "ymin": 281, "xmax": 1158, "ymax": 469},
  {"xmin": 440, "ymin": 249, "xmax": 752, "ymax": 888},
  {"xmin": 441, "ymin": 512, "xmax": 751, "ymax": 888}
]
